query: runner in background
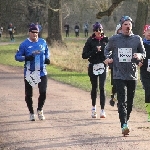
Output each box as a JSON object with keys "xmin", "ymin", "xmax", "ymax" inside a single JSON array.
[
  {"xmin": 83, "ymin": 22, "xmax": 89, "ymax": 37},
  {"xmin": 0, "ymin": 26, "xmax": 3, "ymax": 40},
  {"xmin": 64, "ymin": 22, "xmax": 70, "ymax": 37},
  {"xmin": 109, "ymin": 24, "xmax": 121, "ymax": 107},
  {"xmin": 74, "ymin": 23, "xmax": 80, "ymax": 37},
  {"xmin": 140, "ymin": 25, "xmax": 150, "ymax": 122},
  {"xmin": 8, "ymin": 23, "xmax": 16, "ymax": 41},
  {"xmin": 82, "ymin": 22, "xmax": 108, "ymax": 119}
]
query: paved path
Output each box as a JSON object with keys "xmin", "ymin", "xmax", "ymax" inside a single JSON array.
[{"xmin": 0, "ymin": 64, "xmax": 150, "ymax": 150}]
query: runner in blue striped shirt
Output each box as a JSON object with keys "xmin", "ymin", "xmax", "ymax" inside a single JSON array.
[{"xmin": 15, "ymin": 24, "xmax": 50, "ymax": 121}]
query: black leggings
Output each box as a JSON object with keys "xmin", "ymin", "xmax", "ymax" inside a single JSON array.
[
  {"xmin": 24, "ymin": 75, "xmax": 47, "ymax": 114},
  {"xmin": 75, "ymin": 32, "xmax": 79, "ymax": 37},
  {"xmin": 110, "ymin": 68, "xmax": 117, "ymax": 98},
  {"xmin": 88, "ymin": 64, "xmax": 106, "ymax": 109},
  {"xmin": 140, "ymin": 77, "xmax": 150, "ymax": 103},
  {"xmin": 84, "ymin": 30, "xmax": 88, "ymax": 37},
  {"xmin": 9, "ymin": 31, "xmax": 14, "ymax": 40},
  {"xmin": 66, "ymin": 30, "xmax": 69, "ymax": 37},
  {"xmin": 114, "ymin": 79, "xmax": 136, "ymax": 127}
]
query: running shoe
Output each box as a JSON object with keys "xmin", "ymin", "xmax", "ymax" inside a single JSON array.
[
  {"xmin": 100, "ymin": 109, "xmax": 106, "ymax": 118},
  {"xmin": 91, "ymin": 108, "xmax": 97, "ymax": 118},
  {"xmin": 37, "ymin": 110, "xmax": 45, "ymax": 120},
  {"xmin": 30, "ymin": 113, "xmax": 35, "ymax": 121},
  {"xmin": 122, "ymin": 123, "xmax": 129, "ymax": 135}
]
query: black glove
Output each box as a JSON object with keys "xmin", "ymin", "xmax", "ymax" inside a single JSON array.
[
  {"xmin": 136, "ymin": 60, "xmax": 143, "ymax": 66},
  {"xmin": 25, "ymin": 55, "xmax": 34, "ymax": 61},
  {"xmin": 45, "ymin": 58, "xmax": 50, "ymax": 64}
]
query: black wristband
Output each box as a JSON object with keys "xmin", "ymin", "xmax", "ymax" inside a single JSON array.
[{"xmin": 45, "ymin": 58, "xmax": 50, "ymax": 64}]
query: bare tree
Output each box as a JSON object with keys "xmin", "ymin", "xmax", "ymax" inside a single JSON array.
[
  {"xmin": 0, "ymin": 0, "xmax": 25, "ymax": 33},
  {"xmin": 133, "ymin": 0, "xmax": 149, "ymax": 36},
  {"xmin": 95, "ymin": 0, "xmax": 149, "ymax": 36},
  {"xmin": 0, "ymin": 0, "xmax": 148, "ymax": 38}
]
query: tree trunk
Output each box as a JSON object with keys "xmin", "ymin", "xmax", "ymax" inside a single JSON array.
[
  {"xmin": 46, "ymin": 0, "xmax": 62, "ymax": 45},
  {"xmin": 133, "ymin": 1, "xmax": 148, "ymax": 37}
]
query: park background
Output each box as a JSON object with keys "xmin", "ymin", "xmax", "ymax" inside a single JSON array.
[{"xmin": 0, "ymin": 0, "xmax": 149, "ymax": 111}]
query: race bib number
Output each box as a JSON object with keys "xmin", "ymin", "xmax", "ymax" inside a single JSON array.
[
  {"xmin": 75, "ymin": 29, "xmax": 79, "ymax": 32},
  {"xmin": 147, "ymin": 59, "xmax": 150, "ymax": 72},
  {"xmin": 93, "ymin": 63, "xmax": 105, "ymax": 75},
  {"xmin": 118, "ymin": 48, "xmax": 132, "ymax": 62},
  {"xmin": 25, "ymin": 71, "xmax": 41, "ymax": 87}
]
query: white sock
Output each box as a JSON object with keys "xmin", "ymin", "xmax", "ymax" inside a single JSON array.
[{"xmin": 92, "ymin": 106, "xmax": 96, "ymax": 111}]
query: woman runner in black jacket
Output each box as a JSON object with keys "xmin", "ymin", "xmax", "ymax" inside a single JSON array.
[{"xmin": 82, "ymin": 22, "xmax": 108, "ymax": 118}]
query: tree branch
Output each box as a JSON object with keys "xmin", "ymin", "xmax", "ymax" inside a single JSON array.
[{"xmin": 96, "ymin": 0, "xmax": 125, "ymax": 19}]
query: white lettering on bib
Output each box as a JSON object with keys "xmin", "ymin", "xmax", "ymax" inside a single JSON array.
[
  {"xmin": 118, "ymin": 48, "xmax": 132, "ymax": 62},
  {"xmin": 93, "ymin": 63, "xmax": 105, "ymax": 75},
  {"xmin": 25, "ymin": 71, "xmax": 41, "ymax": 87}
]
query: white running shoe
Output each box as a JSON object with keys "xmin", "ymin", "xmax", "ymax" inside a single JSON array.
[
  {"xmin": 100, "ymin": 110, "xmax": 106, "ymax": 118},
  {"xmin": 91, "ymin": 108, "xmax": 97, "ymax": 118},
  {"xmin": 37, "ymin": 110, "xmax": 45, "ymax": 120},
  {"xmin": 30, "ymin": 113, "xmax": 35, "ymax": 121}
]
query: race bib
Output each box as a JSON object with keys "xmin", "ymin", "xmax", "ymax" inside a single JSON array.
[
  {"xmin": 25, "ymin": 71, "xmax": 41, "ymax": 87},
  {"xmin": 93, "ymin": 63, "xmax": 105, "ymax": 75},
  {"xmin": 147, "ymin": 59, "xmax": 150, "ymax": 72},
  {"xmin": 75, "ymin": 29, "xmax": 79, "ymax": 32},
  {"xmin": 25, "ymin": 54, "xmax": 41, "ymax": 87},
  {"xmin": 118, "ymin": 48, "xmax": 132, "ymax": 62}
]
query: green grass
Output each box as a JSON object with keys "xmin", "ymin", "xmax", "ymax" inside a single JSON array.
[
  {"xmin": 0, "ymin": 44, "xmax": 24, "ymax": 67},
  {"xmin": 47, "ymin": 65, "xmax": 91, "ymax": 91},
  {"xmin": 0, "ymin": 36, "xmax": 146, "ymax": 112}
]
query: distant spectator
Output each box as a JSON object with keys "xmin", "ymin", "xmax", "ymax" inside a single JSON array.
[
  {"xmin": 64, "ymin": 22, "xmax": 69, "ymax": 37},
  {"xmin": 0, "ymin": 26, "xmax": 3, "ymax": 39},
  {"xmin": 35, "ymin": 22, "xmax": 42, "ymax": 38},
  {"xmin": 84, "ymin": 22, "xmax": 89, "ymax": 37},
  {"xmin": 8, "ymin": 23, "xmax": 16, "ymax": 42},
  {"xmin": 74, "ymin": 23, "xmax": 80, "ymax": 37}
]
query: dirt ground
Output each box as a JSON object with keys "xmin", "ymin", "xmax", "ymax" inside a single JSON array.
[{"xmin": 0, "ymin": 64, "xmax": 150, "ymax": 150}]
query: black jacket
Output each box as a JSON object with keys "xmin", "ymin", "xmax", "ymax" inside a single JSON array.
[{"xmin": 82, "ymin": 34, "xmax": 108, "ymax": 64}]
